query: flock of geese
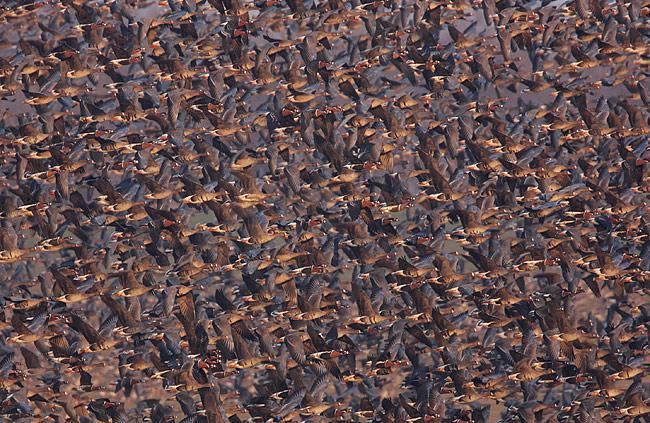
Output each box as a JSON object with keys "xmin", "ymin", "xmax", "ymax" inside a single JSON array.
[{"xmin": 0, "ymin": 0, "xmax": 648, "ymax": 421}]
